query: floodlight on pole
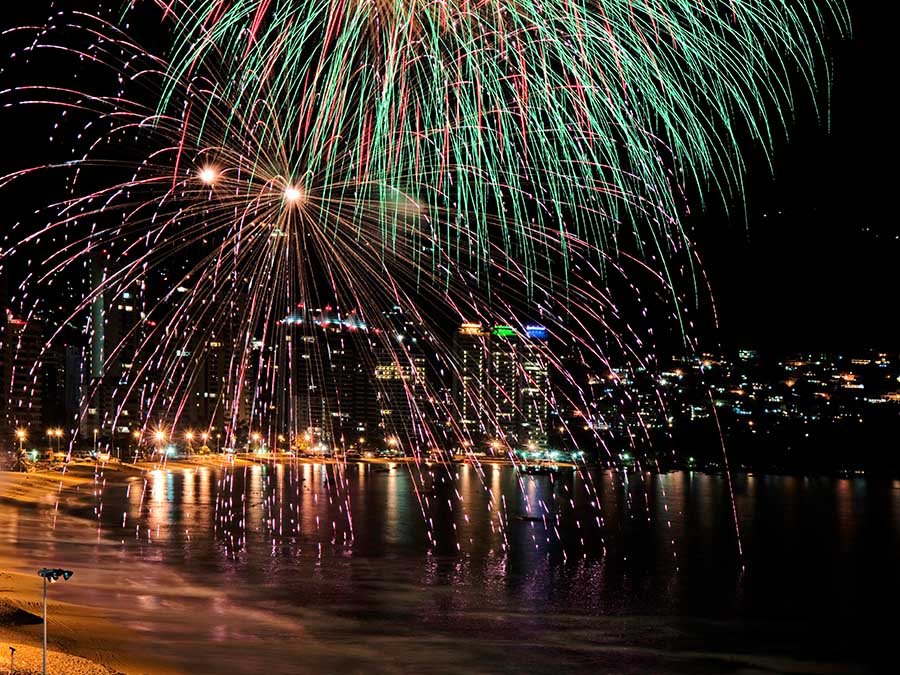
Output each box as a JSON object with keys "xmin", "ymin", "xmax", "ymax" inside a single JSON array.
[{"xmin": 38, "ymin": 568, "xmax": 73, "ymax": 675}]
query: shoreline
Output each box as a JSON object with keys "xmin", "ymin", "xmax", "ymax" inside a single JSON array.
[
  {"xmin": 0, "ymin": 467, "xmax": 183, "ymax": 675},
  {"xmin": 1, "ymin": 459, "xmax": 887, "ymax": 674},
  {"xmin": 0, "ymin": 568, "xmax": 181, "ymax": 675}
]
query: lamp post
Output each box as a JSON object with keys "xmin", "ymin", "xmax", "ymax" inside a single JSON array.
[
  {"xmin": 387, "ymin": 436, "xmax": 399, "ymax": 457},
  {"xmin": 153, "ymin": 429, "xmax": 166, "ymax": 457},
  {"xmin": 184, "ymin": 430, "xmax": 194, "ymax": 457},
  {"xmin": 38, "ymin": 568, "xmax": 73, "ymax": 675},
  {"xmin": 14, "ymin": 429, "xmax": 26, "ymax": 471}
]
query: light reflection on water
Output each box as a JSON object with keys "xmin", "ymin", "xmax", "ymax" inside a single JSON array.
[{"xmin": 1, "ymin": 465, "xmax": 898, "ymax": 673}]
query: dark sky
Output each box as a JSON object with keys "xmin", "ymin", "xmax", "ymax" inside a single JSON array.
[
  {"xmin": 1, "ymin": 2, "xmax": 891, "ymax": 353},
  {"xmin": 692, "ymin": 1, "xmax": 896, "ymax": 352}
]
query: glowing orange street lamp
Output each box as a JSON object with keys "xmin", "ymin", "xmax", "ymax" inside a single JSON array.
[
  {"xmin": 131, "ymin": 429, "xmax": 141, "ymax": 460},
  {"xmin": 153, "ymin": 429, "xmax": 166, "ymax": 456}
]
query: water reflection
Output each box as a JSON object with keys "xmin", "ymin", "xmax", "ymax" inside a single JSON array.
[{"xmin": 2, "ymin": 467, "xmax": 898, "ymax": 673}]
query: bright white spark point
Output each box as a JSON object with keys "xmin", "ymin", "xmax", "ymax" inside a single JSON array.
[
  {"xmin": 199, "ymin": 167, "xmax": 218, "ymax": 184},
  {"xmin": 284, "ymin": 186, "xmax": 303, "ymax": 204}
]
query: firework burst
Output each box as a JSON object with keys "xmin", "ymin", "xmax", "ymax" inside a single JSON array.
[{"xmin": 0, "ymin": 2, "xmax": 845, "ymax": 558}]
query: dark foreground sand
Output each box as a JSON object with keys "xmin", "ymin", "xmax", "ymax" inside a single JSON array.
[{"xmin": 1, "ymin": 468, "xmax": 183, "ymax": 675}]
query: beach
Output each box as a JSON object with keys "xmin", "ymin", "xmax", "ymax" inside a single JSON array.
[
  {"xmin": 2, "ymin": 459, "xmax": 889, "ymax": 674},
  {"xmin": 0, "ymin": 467, "xmax": 182, "ymax": 675}
]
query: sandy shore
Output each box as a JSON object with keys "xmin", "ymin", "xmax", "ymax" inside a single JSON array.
[
  {"xmin": 0, "ymin": 571, "xmax": 184, "ymax": 675},
  {"xmin": 0, "ymin": 468, "xmax": 183, "ymax": 675}
]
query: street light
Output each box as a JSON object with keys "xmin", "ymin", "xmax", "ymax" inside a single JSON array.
[
  {"xmin": 152, "ymin": 429, "xmax": 168, "ymax": 463},
  {"xmin": 37, "ymin": 567, "xmax": 73, "ymax": 675},
  {"xmin": 14, "ymin": 429, "xmax": 27, "ymax": 470},
  {"xmin": 131, "ymin": 429, "xmax": 141, "ymax": 459}
]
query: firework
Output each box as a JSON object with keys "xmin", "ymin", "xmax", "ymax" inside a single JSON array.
[
  {"xmin": 0, "ymin": 2, "xmax": 844, "ymax": 559},
  {"xmin": 0, "ymin": 7, "xmax": 686, "ymax": 438},
  {"xmin": 148, "ymin": 0, "xmax": 847, "ymax": 274}
]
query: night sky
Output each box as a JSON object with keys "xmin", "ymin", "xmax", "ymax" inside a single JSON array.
[
  {"xmin": 1, "ymin": 1, "xmax": 891, "ymax": 353},
  {"xmin": 692, "ymin": 1, "xmax": 895, "ymax": 352}
]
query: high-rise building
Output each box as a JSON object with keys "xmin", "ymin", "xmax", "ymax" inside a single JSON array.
[
  {"xmin": 488, "ymin": 325, "xmax": 520, "ymax": 440},
  {"xmin": 1, "ymin": 312, "xmax": 43, "ymax": 447},
  {"xmin": 454, "ymin": 321, "xmax": 552, "ymax": 447},
  {"xmin": 63, "ymin": 346, "xmax": 83, "ymax": 428},
  {"xmin": 519, "ymin": 324, "xmax": 550, "ymax": 445},
  {"xmin": 374, "ymin": 342, "xmax": 426, "ymax": 445},
  {"xmin": 41, "ymin": 344, "xmax": 66, "ymax": 430},
  {"xmin": 374, "ymin": 306, "xmax": 428, "ymax": 447},
  {"xmin": 284, "ymin": 307, "xmax": 375, "ymax": 445},
  {"xmin": 180, "ymin": 331, "xmax": 231, "ymax": 434},
  {"xmin": 82, "ymin": 280, "xmax": 145, "ymax": 441},
  {"xmin": 455, "ymin": 323, "xmax": 488, "ymax": 435}
]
